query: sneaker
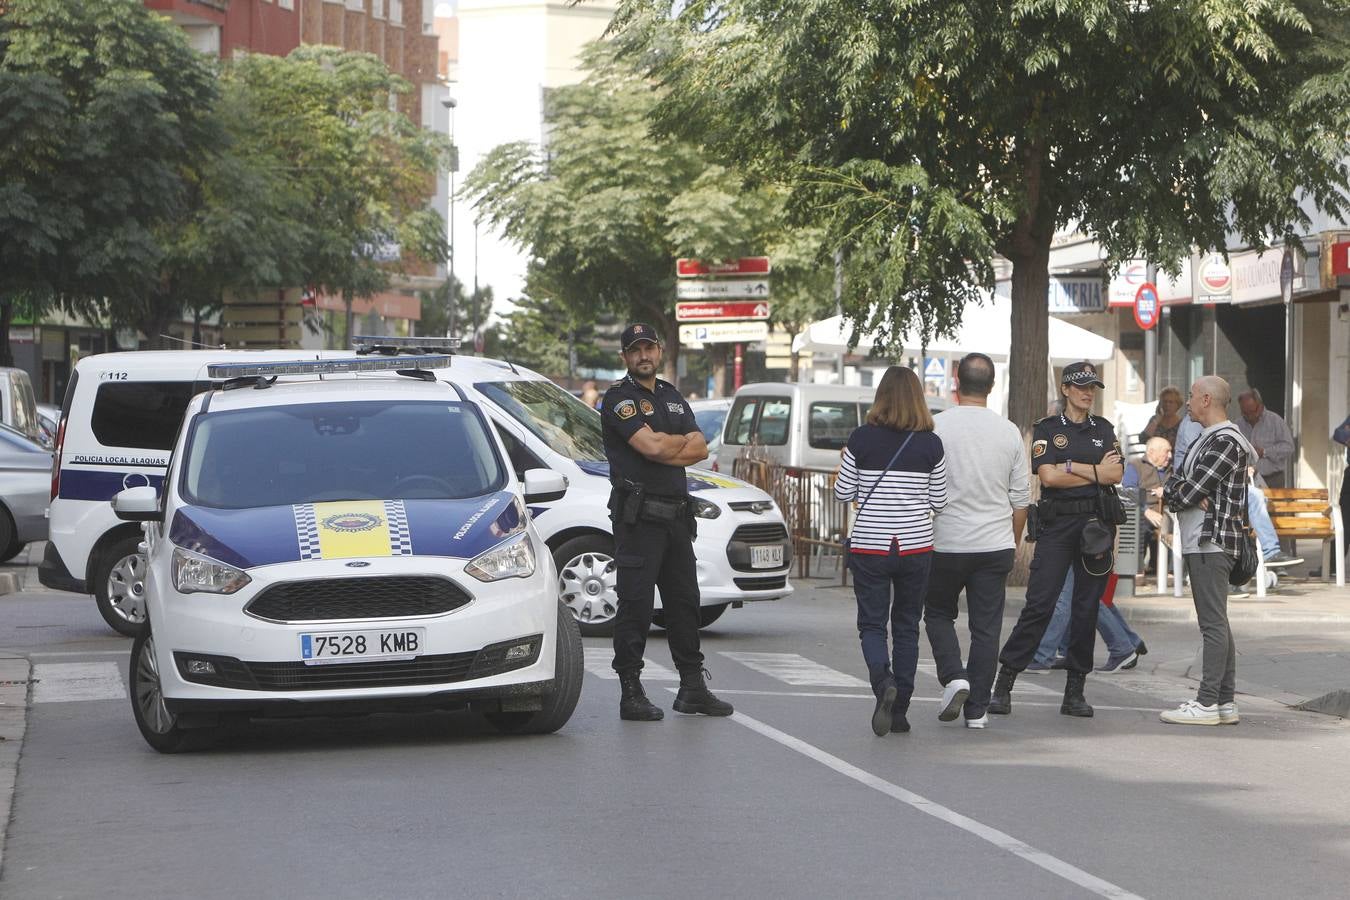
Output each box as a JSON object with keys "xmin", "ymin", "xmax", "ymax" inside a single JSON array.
[
  {"xmin": 938, "ymin": 678, "xmax": 970, "ymax": 722},
  {"xmin": 1096, "ymin": 651, "xmax": 1138, "ymax": 673},
  {"xmin": 965, "ymin": 714, "xmax": 988, "ymax": 729},
  {"xmin": 872, "ymin": 681, "xmax": 898, "ymax": 737},
  {"xmin": 1218, "ymin": 702, "xmax": 1240, "ymax": 725},
  {"xmin": 1160, "ymin": 700, "xmax": 1221, "ymax": 725},
  {"xmin": 1229, "ymin": 589, "xmax": 1250, "ymax": 600},
  {"xmin": 1263, "ymin": 552, "xmax": 1304, "ymax": 568}
]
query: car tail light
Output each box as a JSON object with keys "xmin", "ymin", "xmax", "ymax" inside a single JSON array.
[
  {"xmin": 50, "ymin": 416, "xmax": 66, "ymax": 501},
  {"xmin": 712, "ymin": 460, "xmax": 720, "ymax": 472}
]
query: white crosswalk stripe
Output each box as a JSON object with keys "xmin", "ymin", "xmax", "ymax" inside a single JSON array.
[
  {"xmin": 31, "ymin": 662, "xmax": 127, "ymax": 703},
  {"xmin": 582, "ymin": 647, "xmax": 678, "ymax": 681},
  {"xmin": 719, "ymin": 651, "xmax": 869, "ymax": 688}
]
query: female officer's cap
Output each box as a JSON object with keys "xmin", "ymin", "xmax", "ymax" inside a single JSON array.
[{"xmin": 1062, "ymin": 361, "xmax": 1105, "ymax": 388}]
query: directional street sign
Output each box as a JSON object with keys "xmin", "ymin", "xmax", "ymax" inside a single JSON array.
[
  {"xmin": 676, "ymin": 257, "xmax": 771, "ymax": 277},
  {"xmin": 678, "ymin": 321, "xmax": 770, "ymax": 344},
  {"xmin": 676, "ymin": 280, "xmax": 771, "ymax": 300},
  {"xmin": 675, "ymin": 301, "xmax": 771, "ymax": 322}
]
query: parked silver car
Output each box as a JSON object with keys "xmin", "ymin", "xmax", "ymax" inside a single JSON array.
[
  {"xmin": 0, "ymin": 423, "xmax": 51, "ymax": 562},
  {"xmin": 689, "ymin": 398, "xmax": 732, "ymax": 472}
]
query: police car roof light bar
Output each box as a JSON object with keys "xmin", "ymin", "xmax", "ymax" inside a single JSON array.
[
  {"xmin": 205, "ymin": 355, "xmax": 452, "ymax": 379},
  {"xmin": 352, "ymin": 335, "xmax": 461, "ymax": 356}
]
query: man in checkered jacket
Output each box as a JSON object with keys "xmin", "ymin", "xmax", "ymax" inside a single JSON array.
[{"xmin": 1160, "ymin": 375, "xmax": 1254, "ymax": 726}]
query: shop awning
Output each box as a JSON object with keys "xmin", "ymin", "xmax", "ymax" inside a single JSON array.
[{"xmin": 790, "ymin": 295, "xmax": 1115, "ymax": 364}]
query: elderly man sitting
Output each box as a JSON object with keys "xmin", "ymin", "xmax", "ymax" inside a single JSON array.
[{"xmin": 1123, "ymin": 437, "xmax": 1173, "ymax": 573}]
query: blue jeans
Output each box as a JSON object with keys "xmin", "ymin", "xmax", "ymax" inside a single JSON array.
[
  {"xmin": 1033, "ymin": 570, "xmax": 1141, "ymax": 662},
  {"xmin": 851, "ymin": 550, "xmax": 933, "ymax": 709},
  {"xmin": 1248, "ymin": 485, "xmax": 1281, "ymax": 560}
]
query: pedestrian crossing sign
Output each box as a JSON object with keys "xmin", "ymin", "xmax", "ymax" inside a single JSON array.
[{"xmin": 923, "ymin": 357, "xmax": 945, "ymax": 378}]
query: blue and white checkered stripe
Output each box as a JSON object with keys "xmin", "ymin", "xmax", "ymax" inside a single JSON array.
[
  {"xmin": 293, "ymin": 504, "xmax": 322, "ymax": 560},
  {"xmin": 384, "ymin": 500, "xmax": 413, "ymax": 556}
]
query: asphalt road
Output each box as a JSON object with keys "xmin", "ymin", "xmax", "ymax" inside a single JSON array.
[{"xmin": 2, "ymin": 584, "xmax": 1349, "ymax": 899}]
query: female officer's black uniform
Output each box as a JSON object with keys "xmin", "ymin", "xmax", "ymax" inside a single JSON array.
[
  {"xmin": 601, "ymin": 323, "xmax": 732, "ymax": 721},
  {"xmin": 990, "ymin": 362, "xmax": 1121, "ymax": 718}
]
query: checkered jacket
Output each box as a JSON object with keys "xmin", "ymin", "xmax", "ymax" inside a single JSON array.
[{"xmin": 1162, "ymin": 424, "xmax": 1249, "ymax": 558}]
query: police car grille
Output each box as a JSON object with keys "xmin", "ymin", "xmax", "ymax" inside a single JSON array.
[
  {"xmin": 245, "ymin": 576, "xmax": 472, "ymax": 622},
  {"xmin": 730, "ymin": 524, "xmax": 789, "ymax": 544},
  {"xmin": 733, "ymin": 575, "xmax": 788, "ymax": 591}
]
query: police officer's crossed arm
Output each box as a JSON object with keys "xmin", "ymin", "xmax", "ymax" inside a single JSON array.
[
  {"xmin": 629, "ymin": 426, "xmax": 707, "ymax": 466},
  {"xmin": 1037, "ymin": 452, "xmax": 1124, "ymax": 488}
]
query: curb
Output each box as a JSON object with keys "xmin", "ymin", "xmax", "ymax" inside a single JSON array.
[
  {"xmin": 0, "ymin": 573, "xmax": 19, "ymax": 598},
  {"xmin": 0, "ymin": 654, "xmax": 31, "ymax": 877}
]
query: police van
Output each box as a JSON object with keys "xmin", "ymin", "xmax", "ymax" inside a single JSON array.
[
  {"xmin": 45, "ymin": 342, "xmax": 793, "ymax": 637},
  {"xmin": 113, "ymin": 354, "xmax": 582, "ymax": 751}
]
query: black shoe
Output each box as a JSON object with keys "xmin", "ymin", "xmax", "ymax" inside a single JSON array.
[
  {"xmin": 1135, "ymin": 640, "xmax": 1148, "ymax": 656},
  {"xmin": 673, "ymin": 668, "xmax": 734, "ymax": 716},
  {"xmin": 989, "ymin": 665, "xmax": 1017, "ymax": 716},
  {"xmin": 872, "ymin": 680, "xmax": 897, "ymax": 736},
  {"xmin": 1060, "ymin": 672, "xmax": 1094, "ymax": 718},
  {"xmin": 890, "ymin": 711, "xmax": 911, "ymax": 733},
  {"xmin": 618, "ymin": 671, "xmax": 664, "ymax": 721}
]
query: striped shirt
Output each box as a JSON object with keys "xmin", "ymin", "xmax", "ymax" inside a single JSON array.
[{"xmin": 834, "ymin": 425, "xmax": 947, "ymax": 555}]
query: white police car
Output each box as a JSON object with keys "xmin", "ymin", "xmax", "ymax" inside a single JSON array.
[
  {"xmin": 353, "ymin": 337, "xmax": 794, "ymax": 637},
  {"xmin": 114, "ymin": 355, "xmax": 582, "ymax": 752}
]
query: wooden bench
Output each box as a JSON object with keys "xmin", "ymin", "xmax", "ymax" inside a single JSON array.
[{"xmin": 1264, "ymin": 488, "xmax": 1345, "ymax": 587}]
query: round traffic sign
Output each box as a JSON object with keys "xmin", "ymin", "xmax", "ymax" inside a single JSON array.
[{"xmin": 1134, "ymin": 282, "xmax": 1160, "ymax": 330}]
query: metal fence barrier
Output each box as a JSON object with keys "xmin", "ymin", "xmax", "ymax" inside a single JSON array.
[{"xmin": 733, "ymin": 456, "xmax": 851, "ymax": 585}]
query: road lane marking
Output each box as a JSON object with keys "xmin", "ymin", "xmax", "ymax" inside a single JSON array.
[
  {"xmin": 31, "ymin": 662, "xmax": 127, "ymax": 703},
  {"xmin": 719, "ymin": 651, "xmax": 869, "ymax": 687},
  {"xmin": 583, "ymin": 647, "xmax": 677, "ymax": 681},
  {"xmin": 692, "ymin": 688, "xmax": 1161, "ymax": 711},
  {"xmin": 720, "ymin": 705, "xmax": 1146, "ymax": 900},
  {"xmin": 916, "ymin": 660, "xmax": 1057, "ymax": 696},
  {"xmin": 25, "ymin": 651, "xmax": 128, "ymax": 659}
]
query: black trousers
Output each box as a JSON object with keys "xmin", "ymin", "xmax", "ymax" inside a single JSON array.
[
  {"xmin": 923, "ymin": 549, "xmax": 1015, "ymax": 719},
  {"xmin": 999, "ymin": 514, "xmax": 1108, "ymax": 676},
  {"xmin": 611, "ymin": 515, "xmax": 704, "ymax": 677}
]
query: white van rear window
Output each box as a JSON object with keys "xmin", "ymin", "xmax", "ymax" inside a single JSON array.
[
  {"xmin": 91, "ymin": 382, "xmax": 197, "ymax": 451},
  {"xmin": 808, "ymin": 402, "xmax": 858, "ymax": 450}
]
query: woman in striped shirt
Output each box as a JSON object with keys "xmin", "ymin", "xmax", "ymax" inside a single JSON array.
[{"xmin": 835, "ymin": 366, "xmax": 948, "ymax": 736}]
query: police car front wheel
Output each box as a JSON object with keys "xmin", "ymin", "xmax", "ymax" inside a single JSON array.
[
  {"xmin": 129, "ymin": 631, "xmax": 217, "ymax": 753},
  {"xmin": 484, "ymin": 601, "xmax": 584, "ymax": 735},
  {"xmin": 553, "ymin": 535, "xmax": 620, "ymax": 637}
]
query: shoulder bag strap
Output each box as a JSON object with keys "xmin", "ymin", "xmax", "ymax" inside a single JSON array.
[{"xmin": 856, "ymin": 431, "xmax": 916, "ymax": 515}]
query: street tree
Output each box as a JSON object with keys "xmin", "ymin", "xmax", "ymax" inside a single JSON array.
[
  {"xmin": 615, "ymin": 0, "xmax": 1350, "ymax": 430},
  {"xmin": 226, "ymin": 46, "xmax": 451, "ymax": 346},
  {"xmin": 0, "ymin": 0, "xmax": 218, "ymax": 362},
  {"xmin": 464, "ymin": 41, "xmax": 831, "ymax": 381}
]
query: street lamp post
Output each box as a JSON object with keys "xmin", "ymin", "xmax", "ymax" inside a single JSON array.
[{"xmin": 441, "ymin": 95, "xmax": 458, "ymax": 339}]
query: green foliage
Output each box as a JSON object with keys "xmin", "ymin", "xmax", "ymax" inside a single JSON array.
[
  {"xmin": 0, "ymin": 0, "xmax": 219, "ymax": 354},
  {"xmin": 491, "ymin": 264, "xmax": 617, "ymax": 377},
  {"xmin": 614, "ymin": 0, "xmax": 1350, "ymax": 426},
  {"xmin": 463, "ymin": 40, "xmax": 835, "ymax": 375}
]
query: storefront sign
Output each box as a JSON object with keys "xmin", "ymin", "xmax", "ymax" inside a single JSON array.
[
  {"xmin": 1109, "ymin": 263, "xmax": 1147, "ymax": 306},
  {"xmin": 1231, "ymin": 248, "xmax": 1300, "ymax": 304},
  {"xmin": 1048, "ymin": 277, "xmax": 1106, "ymax": 314},
  {"xmin": 1133, "ymin": 283, "xmax": 1159, "ymax": 330},
  {"xmin": 1110, "ymin": 259, "xmax": 1192, "ymax": 305},
  {"xmin": 1330, "ymin": 240, "xmax": 1350, "ymax": 278},
  {"xmin": 1197, "ymin": 253, "xmax": 1232, "ymax": 303}
]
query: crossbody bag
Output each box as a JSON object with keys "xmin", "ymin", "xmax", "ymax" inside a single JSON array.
[{"xmin": 843, "ymin": 431, "xmax": 915, "ymax": 551}]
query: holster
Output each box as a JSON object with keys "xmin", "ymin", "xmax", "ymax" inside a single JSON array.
[
  {"xmin": 1096, "ymin": 486, "xmax": 1128, "ymax": 525},
  {"xmin": 612, "ymin": 481, "xmax": 644, "ymax": 526},
  {"xmin": 1026, "ymin": 503, "xmax": 1041, "ymax": 543}
]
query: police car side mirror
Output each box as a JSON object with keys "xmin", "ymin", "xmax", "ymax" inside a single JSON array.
[
  {"xmin": 112, "ymin": 486, "xmax": 162, "ymax": 523},
  {"xmin": 523, "ymin": 469, "xmax": 567, "ymax": 504}
]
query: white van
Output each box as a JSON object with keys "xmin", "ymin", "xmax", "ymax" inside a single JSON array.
[
  {"xmin": 719, "ymin": 382, "xmax": 951, "ymax": 472},
  {"xmin": 44, "ymin": 346, "xmax": 794, "ymax": 638}
]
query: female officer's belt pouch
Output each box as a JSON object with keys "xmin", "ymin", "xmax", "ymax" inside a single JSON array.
[{"xmin": 1081, "ymin": 518, "xmax": 1115, "ymax": 576}]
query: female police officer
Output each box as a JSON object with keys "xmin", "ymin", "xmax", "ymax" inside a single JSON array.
[
  {"xmin": 989, "ymin": 361, "xmax": 1125, "ymax": 719},
  {"xmin": 601, "ymin": 324, "xmax": 733, "ymax": 722}
]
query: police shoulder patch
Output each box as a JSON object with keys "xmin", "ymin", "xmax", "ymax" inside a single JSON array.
[
  {"xmin": 615, "ymin": 399, "xmax": 637, "ymax": 420},
  {"xmin": 1032, "ymin": 439, "xmax": 1048, "ymax": 458}
]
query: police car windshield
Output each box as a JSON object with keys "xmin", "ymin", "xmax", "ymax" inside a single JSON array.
[
  {"xmin": 475, "ymin": 380, "xmax": 605, "ymax": 461},
  {"xmin": 182, "ymin": 400, "xmax": 505, "ymax": 509}
]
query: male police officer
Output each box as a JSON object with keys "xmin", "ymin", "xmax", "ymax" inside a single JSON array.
[
  {"xmin": 990, "ymin": 361, "xmax": 1125, "ymax": 719},
  {"xmin": 601, "ymin": 324, "xmax": 733, "ymax": 721}
]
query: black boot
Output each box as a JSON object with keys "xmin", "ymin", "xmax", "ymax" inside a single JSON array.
[
  {"xmin": 619, "ymin": 671, "xmax": 664, "ymax": 721},
  {"xmin": 673, "ymin": 668, "xmax": 734, "ymax": 716},
  {"xmin": 988, "ymin": 665, "xmax": 1017, "ymax": 716},
  {"xmin": 1060, "ymin": 671, "xmax": 1094, "ymax": 718}
]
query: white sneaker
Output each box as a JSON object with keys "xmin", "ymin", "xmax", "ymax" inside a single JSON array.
[
  {"xmin": 965, "ymin": 714, "xmax": 989, "ymax": 729},
  {"xmin": 1218, "ymin": 702, "xmax": 1240, "ymax": 725},
  {"xmin": 939, "ymin": 678, "xmax": 971, "ymax": 722},
  {"xmin": 1160, "ymin": 700, "xmax": 1221, "ymax": 725}
]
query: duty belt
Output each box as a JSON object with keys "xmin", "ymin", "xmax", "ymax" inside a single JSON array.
[
  {"xmin": 1042, "ymin": 497, "xmax": 1098, "ymax": 516},
  {"xmin": 639, "ymin": 495, "xmax": 688, "ymax": 522}
]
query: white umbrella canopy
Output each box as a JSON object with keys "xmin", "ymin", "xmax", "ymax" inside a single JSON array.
[{"xmin": 790, "ymin": 295, "xmax": 1115, "ymax": 364}]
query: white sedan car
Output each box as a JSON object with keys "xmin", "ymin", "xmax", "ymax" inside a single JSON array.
[{"xmin": 115, "ymin": 356, "xmax": 582, "ymax": 752}]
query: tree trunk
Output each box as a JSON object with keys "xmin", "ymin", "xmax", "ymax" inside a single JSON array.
[
  {"xmin": 0, "ymin": 301, "xmax": 13, "ymax": 368},
  {"xmin": 343, "ymin": 288, "xmax": 355, "ymax": 351}
]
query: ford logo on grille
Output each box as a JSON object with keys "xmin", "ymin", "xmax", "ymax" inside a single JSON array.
[{"xmin": 345, "ymin": 561, "xmax": 371, "ymax": 568}]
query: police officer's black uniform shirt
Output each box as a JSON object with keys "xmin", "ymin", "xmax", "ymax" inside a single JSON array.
[
  {"xmin": 601, "ymin": 375, "xmax": 698, "ymax": 497},
  {"xmin": 1030, "ymin": 412, "xmax": 1120, "ymax": 500}
]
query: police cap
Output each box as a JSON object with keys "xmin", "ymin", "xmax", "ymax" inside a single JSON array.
[
  {"xmin": 621, "ymin": 323, "xmax": 661, "ymax": 352},
  {"xmin": 1062, "ymin": 361, "xmax": 1105, "ymax": 389}
]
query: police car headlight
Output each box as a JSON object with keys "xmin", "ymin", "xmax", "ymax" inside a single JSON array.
[
  {"xmin": 172, "ymin": 547, "xmax": 251, "ymax": 595},
  {"xmin": 464, "ymin": 533, "xmax": 536, "ymax": 582},
  {"xmin": 691, "ymin": 497, "xmax": 721, "ymax": 519}
]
